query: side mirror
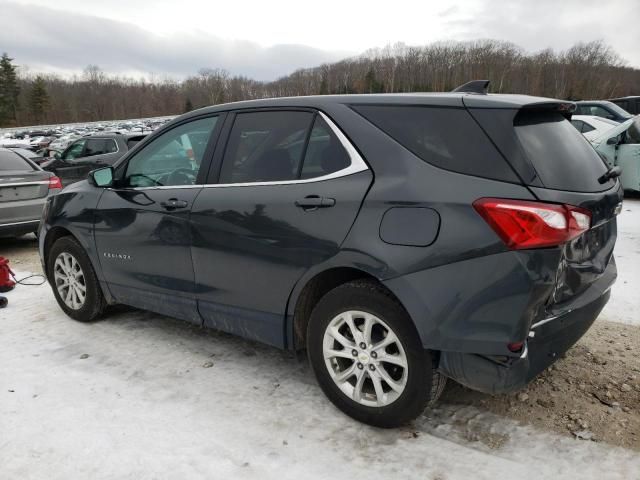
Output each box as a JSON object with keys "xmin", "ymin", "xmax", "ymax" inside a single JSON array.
[
  {"xmin": 54, "ymin": 151, "xmax": 61, "ymax": 160},
  {"xmin": 606, "ymin": 137, "xmax": 618, "ymax": 145},
  {"xmin": 88, "ymin": 166, "xmax": 114, "ymax": 188}
]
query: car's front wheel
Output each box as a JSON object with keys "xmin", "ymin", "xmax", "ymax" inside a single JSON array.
[
  {"xmin": 307, "ymin": 280, "xmax": 445, "ymax": 428},
  {"xmin": 47, "ymin": 236, "xmax": 104, "ymax": 322}
]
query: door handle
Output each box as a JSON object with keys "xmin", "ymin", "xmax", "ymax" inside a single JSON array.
[
  {"xmin": 295, "ymin": 195, "xmax": 335, "ymax": 210},
  {"xmin": 160, "ymin": 198, "xmax": 189, "ymax": 210}
]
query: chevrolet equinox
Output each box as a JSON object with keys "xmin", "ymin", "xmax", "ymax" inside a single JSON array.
[{"xmin": 39, "ymin": 81, "xmax": 622, "ymax": 427}]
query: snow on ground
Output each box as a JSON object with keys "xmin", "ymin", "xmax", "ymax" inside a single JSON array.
[
  {"xmin": 0, "ymin": 199, "xmax": 639, "ymax": 480},
  {"xmin": 601, "ymin": 197, "xmax": 640, "ymax": 326}
]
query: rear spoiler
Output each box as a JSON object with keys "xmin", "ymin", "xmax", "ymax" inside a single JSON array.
[
  {"xmin": 454, "ymin": 80, "xmax": 577, "ymax": 119},
  {"xmin": 518, "ymin": 101, "xmax": 576, "ymax": 119}
]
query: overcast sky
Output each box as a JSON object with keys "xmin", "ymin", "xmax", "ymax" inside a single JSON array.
[{"xmin": 2, "ymin": 0, "xmax": 639, "ymax": 80}]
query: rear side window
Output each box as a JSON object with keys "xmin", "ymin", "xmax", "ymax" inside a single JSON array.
[
  {"xmin": 351, "ymin": 105, "xmax": 517, "ymax": 182},
  {"xmin": 220, "ymin": 111, "xmax": 314, "ymax": 183},
  {"xmin": 0, "ymin": 150, "xmax": 34, "ymax": 171},
  {"xmin": 84, "ymin": 139, "xmax": 108, "ymax": 156},
  {"xmin": 571, "ymin": 120, "xmax": 595, "ymax": 133},
  {"xmin": 300, "ymin": 116, "xmax": 350, "ymax": 179},
  {"xmin": 514, "ymin": 112, "xmax": 611, "ymax": 192}
]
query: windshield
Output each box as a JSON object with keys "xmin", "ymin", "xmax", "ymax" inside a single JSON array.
[{"xmin": 603, "ymin": 101, "xmax": 633, "ymax": 119}]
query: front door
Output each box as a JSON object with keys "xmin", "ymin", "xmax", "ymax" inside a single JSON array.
[
  {"xmin": 94, "ymin": 115, "xmax": 222, "ymax": 323},
  {"xmin": 190, "ymin": 110, "xmax": 372, "ymax": 346}
]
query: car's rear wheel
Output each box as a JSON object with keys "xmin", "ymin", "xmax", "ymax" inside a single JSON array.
[
  {"xmin": 48, "ymin": 236, "xmax": 104, "ymax": 322},
  {"xmin": 307, "ymin": 279, "xmax": 444, "ymax": 427}
]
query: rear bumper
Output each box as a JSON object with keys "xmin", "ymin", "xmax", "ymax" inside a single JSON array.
[{"xmin": 438, "ymin": 288, "xmax": 610, "ymax": 394}]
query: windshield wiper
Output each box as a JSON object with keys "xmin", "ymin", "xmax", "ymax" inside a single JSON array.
[{"xmin": 598, "ymin": 165, "xmax": 622, "ymax": 184}]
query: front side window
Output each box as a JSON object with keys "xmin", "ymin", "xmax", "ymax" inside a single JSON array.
[
  {"xmin": 62, "ymin": 140, "xmax": 86, "ymax": 160},
  {"xmin": 125, "ymin": 116, "xmax": 218, "ymax": 187}
]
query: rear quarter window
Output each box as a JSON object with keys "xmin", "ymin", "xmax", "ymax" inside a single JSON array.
[
  {"xmin": 514, "ymin": 112, "xmax": 612, "ymax": 192},
  {"xmin": 351, "ymin": 105, "xmax": 518, "ymax": 182}
]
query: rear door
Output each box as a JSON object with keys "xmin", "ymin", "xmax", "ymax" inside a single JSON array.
[{"xmin": 190, "ymin": 109, "xmax": 372, "ymax": 347}]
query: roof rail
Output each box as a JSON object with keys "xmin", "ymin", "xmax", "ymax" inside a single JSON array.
[{"xmin": 451, "ymin": 80, "xmax": 490, "ymax": 95}]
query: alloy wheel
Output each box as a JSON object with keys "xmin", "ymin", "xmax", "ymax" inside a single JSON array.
[
  {"xmin": 53, "ymin": 252, "xmax": 87, "ymax": 310},
  {"xmin": 322, "ymin": 310, "xmax": 408, "ymax": 407}
]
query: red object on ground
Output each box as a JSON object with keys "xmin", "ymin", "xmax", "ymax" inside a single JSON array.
[{"xmin": 0, "ymin": 257, "xmax": 16, "ymax": 293}]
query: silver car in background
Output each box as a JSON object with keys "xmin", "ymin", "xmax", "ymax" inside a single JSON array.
[{"xmin": 0, "ymin": 148, "xmax": 62, "ymax": 237}]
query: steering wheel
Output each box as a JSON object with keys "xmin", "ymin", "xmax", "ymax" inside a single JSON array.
[{"xmin": 165, "ymin": 168, "xmax": 197, "ymax": 186}]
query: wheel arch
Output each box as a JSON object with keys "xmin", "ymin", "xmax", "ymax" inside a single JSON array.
[
  {"xmin": 286, "ymin": 265, "xmax": 408, "ymax": 351},
  {"xmin": 43, "ymin": 226, "xmax": 76, "ymax": 275},
  {"xmin": 42, "ymin": 225, "xmax": 113, "ymax": 303}
]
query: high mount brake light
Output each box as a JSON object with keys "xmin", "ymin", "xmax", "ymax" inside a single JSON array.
[{"xmin": 473, "ymin": 198, "xmax": 592, "ymax": 250}]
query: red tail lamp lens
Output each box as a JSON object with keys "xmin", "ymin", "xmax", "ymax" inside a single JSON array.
[
  {"xmin": 48, "ymin": 176, "xmax": 63, "ymax": 190},
  {"xmin": 473, "ymin": 198, "xmax": 591, "ymax": 250}
]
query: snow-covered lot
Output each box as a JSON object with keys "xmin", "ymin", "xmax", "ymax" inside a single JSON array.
[{"xmin": 1, "ymin": 200, "xmax": 639, "ymax": 480}]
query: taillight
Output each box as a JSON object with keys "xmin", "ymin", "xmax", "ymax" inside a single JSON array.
[
  {"xmin": 48, "ymin": 176, "xmax": 62, "ymax": 190},
  {"xmin": 473, "ymin": 198, "xmax": 591, "ymax": 250}
]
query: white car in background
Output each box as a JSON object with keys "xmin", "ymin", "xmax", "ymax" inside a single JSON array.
[
  {"xmin": 574, "ymin": 115, "xmax": 640, "ymax": 193},
  {"xmin": 571, "ymin": 115, "xmax": 621, "ymax": 141}
]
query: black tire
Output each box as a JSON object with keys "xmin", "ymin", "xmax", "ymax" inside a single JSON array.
[
  {"xmin": 47, "ymin": 236, "xmax": 105, "ymax": 322},
  {"xmin": 307, "ymin": 279, "xmax": 444, "ymax": 428}
]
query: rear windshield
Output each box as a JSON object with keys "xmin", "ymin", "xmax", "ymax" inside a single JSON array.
[
  {"xmin": 351, "ymin": 105, "xmax": 518, "ymax": 182},
  {"xmin": 514, "ymin": 112, "xmax": 612, "ymax": 192},
  {"xmin": 0, "ymin": 150, "xmax": 34, "ymax": 171}
]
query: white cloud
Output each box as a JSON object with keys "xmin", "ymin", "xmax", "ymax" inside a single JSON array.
[{"xmin": 2, "ymin": 0, "xmax": 638, "ymax": 80}]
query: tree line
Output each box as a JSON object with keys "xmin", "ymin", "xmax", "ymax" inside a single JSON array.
[{"xmin": 1, "ymin": 39, "xmax": 639, "ymax": 128}]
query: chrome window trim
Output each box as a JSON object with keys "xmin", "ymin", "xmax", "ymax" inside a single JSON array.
[
  {"xmin": 0, "ymin": 180, "xmax": 49, "ymax": 188},
  {"xmin": 120, "ymin": 111, "xmax": 368, "ymax": 191},
  {"xmin": 103, "ymin": 138, "xmax": 120, "ymax": 155}
]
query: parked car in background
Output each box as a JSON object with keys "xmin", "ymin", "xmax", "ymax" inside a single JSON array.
[
  {"xmin": 49, "ymin": 134, "xmax": 80, "ymax": 151},
  {"xmin": 7, "ymin": 147, "xmax": 48, "ymax": 165},
  {"xmin": 588, "ymin": 117, "xmax": 640, "ymax": 193},
  {"xmin": 39, "ymin": 84, "xmax": 622, "ymax": 427},
  {"xmin": 0, "ymin": 148, "xmax": 61, "ymax": 237},
  {"xmin": 42, "ymin": 133, "xmax": 147, "ymax": 186},
  {"xmin": 609, "ymin": 96, "xmax": 640, "ymax": 115},
  {"xmin": 575, "ymin": 100, "xmax": 634, "ymax": 123},
  {"xmin": 570, "ymin": 115, "xmax": 620, "ymax": 141}
]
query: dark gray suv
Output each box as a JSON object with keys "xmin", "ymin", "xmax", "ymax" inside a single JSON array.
[{"xmin": 38, "ymin": 82, "xmax": 622, "ymax": 427}]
